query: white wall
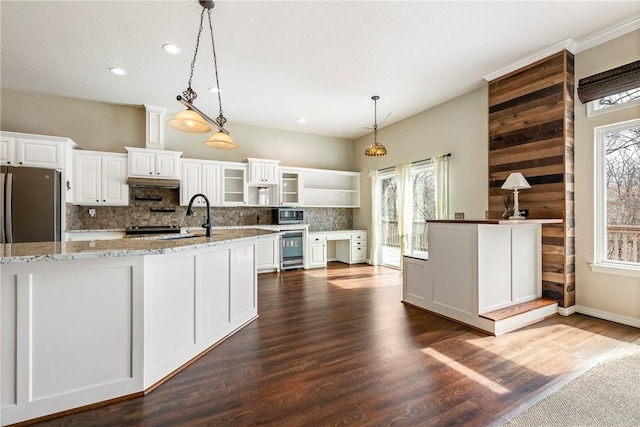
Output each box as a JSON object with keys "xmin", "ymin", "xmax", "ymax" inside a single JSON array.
[
  {"xmin": 351, "ymin": 86, "xmax": 489, "ymax": 231},
  {"xmin": 574, "ymin": 29, "xmax": 640, "ymax": 326}
]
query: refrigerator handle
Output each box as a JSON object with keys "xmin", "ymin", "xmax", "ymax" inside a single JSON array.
[
  {"xmin": 4, "ymin": 173, "xmax": 13, "ymax": 243},
  {"xmin": 0, "ymin": 172, "xmax": 4, "ymax": 243}
]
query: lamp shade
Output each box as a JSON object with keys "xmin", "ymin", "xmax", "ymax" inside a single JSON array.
[
  {"xmin": 365, "ymin": 142, "xmax": 387, "ymax": 157},
  {"xmin": 203, "ymin": 132, "xmax": 237, "ymax": 150},
  {"xmin": 168, "ymin": 110, "xmax": 211, "ymax": 133},
  {"xmin": 501, "ymin": 172, "xmax": 531, "ymax": 190}
]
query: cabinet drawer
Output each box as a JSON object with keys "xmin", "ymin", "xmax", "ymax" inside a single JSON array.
[
  {"xmin": 351, "ymin": 246, "xmax": 367, "ymax": 261},
  {"xmin": 351, "ymin": 240, "xmax": 366, "ymax": 249},
  {"xmin": 352, "ymin": 233, "xmax": 367, "ymax": 243}
]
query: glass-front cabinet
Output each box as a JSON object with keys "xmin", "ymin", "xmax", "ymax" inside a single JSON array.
[
  {"xmin": 221, "ymin": 164, "xmax": 247, "ymax": 205},
  {"xmin": 279, "ymin": 168, "xmax": 302, "ymax": 206}
]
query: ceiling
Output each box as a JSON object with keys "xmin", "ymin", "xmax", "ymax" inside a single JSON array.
[{"xmin": 1, "ymin": 1, "xmax": 639, "ymax": 140}]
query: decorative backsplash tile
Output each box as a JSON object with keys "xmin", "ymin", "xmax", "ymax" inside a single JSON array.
[{"xmin": 67, "ymin": 187, "xmax": 353, "ymax": 231}]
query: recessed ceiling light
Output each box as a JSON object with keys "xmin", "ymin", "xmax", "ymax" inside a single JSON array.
[
  {"xmin": 162, "ymin": 44, "xmax": 182, "ymax": 55},
  {"xmin": 209, "ymin": 87, "xmax": 219, "ymax": 94},
  {"xmin": 297, "ymin": 117, "xmax": 307, "ymax": 123},
  {"xmin": 109, "ymin": 67, "xmax": 127, "ymax": 76}
]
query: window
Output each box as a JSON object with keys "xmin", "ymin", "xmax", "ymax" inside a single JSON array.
[
  {"xmin": 588, "ymin": 87, "xmax": 640, "ymax": 116},
  {"xmin": 595, "ymin": 119, "xmax": 640, "ymax": 267}
]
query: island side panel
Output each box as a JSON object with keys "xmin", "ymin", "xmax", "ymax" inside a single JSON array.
[{"xmin": 1, "ymin": 256, "xmax": 144, "ymax": 426}]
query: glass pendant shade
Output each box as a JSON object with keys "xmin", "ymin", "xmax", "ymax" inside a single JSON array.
[
  {"xmin": 168, "ymin": 109, "xmax": 211, "ymax": 133},
  {"xmin": 203, "ymin": 132, "xmax": 237, "ymax": 150},
  {"xmin": 365, "ymin": 141, "xmax": 387, "ymax": 157}
]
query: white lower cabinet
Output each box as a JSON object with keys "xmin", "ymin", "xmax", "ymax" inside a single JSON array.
[
  {"xmin": 0, "ymin": 240, "xmax": 258, "ymax": 426},
  {"xmin": 307, "ymin": 231, "xmax": 367, "ymax": 268},
  {"xmin": 306, "ymin": 234, "xmax": 327, "ymax": 268},
  {"xmin": 256, "ymin": 235, "xmax": 280, "ymax": 273}
]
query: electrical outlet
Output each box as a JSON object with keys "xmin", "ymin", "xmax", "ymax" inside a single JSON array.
[
  {"xmin": 455, "ymin": 212, "xmax": 465, "ymax": 220},
  {"xmin": 88, "ymin": 208, "xmax": 96, "ymax": 218}
]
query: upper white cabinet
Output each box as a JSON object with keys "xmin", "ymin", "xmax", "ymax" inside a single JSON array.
[
  {"xmin": 279, "ymin": 168, "xmax": 302, "ymax": 206},
  {"xmin": 300, "ymin": 168, "xmax": 360, "ymax": 207},
  {"xmin": 180, "ymin": 159, "xmax": 220, "ymax": 206},
  {"xmin": 74, "ymin": 151, "xmax": 129, "ymax": 206},
  {"xmin": 221, "ymin": 164, "xmax": 248, "ymax": 206},
  {"xmin": 126, "ymin": 147, "xmax": 181, "ymax": 179},
  {"xmin": 0, "ymin": 135, "xmax": 16, "ymax": 165},
  {"xmin": 0, "ymin": 132, "xmax": 74, "ymax": 169},
  {"xmin": 246, "ymin": 158, "xmax": 279, "ymax": 185}
]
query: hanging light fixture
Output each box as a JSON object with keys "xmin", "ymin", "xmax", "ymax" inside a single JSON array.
[
  {"xmin": 364, "ymin": 95, "xmax": 387, "ymax": 157},
  {"xmin": 168, "ymin": 0, "xmax": 236, "ymax": 149}
]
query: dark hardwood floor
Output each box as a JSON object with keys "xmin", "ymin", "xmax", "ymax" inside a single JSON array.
[{"xmin": 26, "ymin": 263, "xmax": 640, "ymax": 427}]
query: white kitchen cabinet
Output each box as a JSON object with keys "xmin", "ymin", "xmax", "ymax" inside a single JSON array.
[
  {"xmin": 0, "ymin": 135, "xmax": 15, "ymax": 165},
  {"xmin": 17, "ymin": 138, "xmax": 64, "ymax": 169},
  {"xmin": 73, "ymin": 151, "xmax": 129, "ymax": 206},
  {"xmin": 306, "ymin": 234, "xmax": 327, "ymax": 268},
  {"xmin": 350, "ymin": 231, "xmax": 368, "ymax": 263},
  {"xmin": 246, "ymin": 158, "xmax": 279, "ymax": 185},
  {"xmin": 180, "ymin": 159, "xmax": 220, "ymax": 206},
  {"xmin": 279, "ymin": 168, "xmax": 303, "ymax": 206},
  {"xmin": 403, "ymin": 254, "xmax": 430, "ymax": 305},
  {"xmin": 256, "ymin": 235, "xmax": 280, "ymax": 273},
  {"xmin": 320, "ymin": 230, "xmax": 368, "ymax": 265},
  {"xmin": 126, "ymin": 147, "xmax": 181, "ymax": 179},
  {"xmin": 221, "ymin": 164, "xmax": 247, "ymax": 206},
  {"xmin": 300, "ymin": 168, "xmax": 360, "ymax": 207},
  {"xmin": 0, "ymin": 132, "xmax": 74, "ymax": 169}
]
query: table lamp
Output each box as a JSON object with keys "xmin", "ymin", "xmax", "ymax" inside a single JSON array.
[{"xmin": 501, "ymin": 172, "xmax": 531, "ymax": 219}]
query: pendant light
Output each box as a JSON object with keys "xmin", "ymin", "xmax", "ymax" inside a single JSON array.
[
  {"xmin": 168, "ymin": 0, "xmax": 236, "ymax": 149},
  {"xmin": 364, "ymin": 95, "xmax": 387, "ymax": 157}
]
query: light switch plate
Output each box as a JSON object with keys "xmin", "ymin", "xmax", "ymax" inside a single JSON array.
[{"xmin": 454, "ymin": 212, "xmax": 464, "ymax": 220}]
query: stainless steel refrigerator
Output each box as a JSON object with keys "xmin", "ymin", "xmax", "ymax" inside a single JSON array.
[{"xmin": 1, "ymin": 166, "xmax": 62, "ymax": 243}]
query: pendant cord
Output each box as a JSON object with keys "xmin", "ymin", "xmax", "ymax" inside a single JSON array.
[{"xmin": 207, "ymin": 9, "xmax": 226, "ymax": 125}]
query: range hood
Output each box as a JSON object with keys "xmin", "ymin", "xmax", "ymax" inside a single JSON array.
[{"xmin": 126, "ymin": 176, "xmax": 180, "ymax": 189}]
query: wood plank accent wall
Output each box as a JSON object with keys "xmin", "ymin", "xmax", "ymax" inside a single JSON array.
[{"xmin": 487, "ymin": 50, "xmax": 575, "ymax": 308}]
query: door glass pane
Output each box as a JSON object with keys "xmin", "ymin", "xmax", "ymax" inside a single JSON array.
[
  {"xmin": 380, "ymin": 175, "xmax": 400, "ymax": 267},
  {"xmin": 412, "ymin": 167, "xmax": 435, "ymax": 257}
]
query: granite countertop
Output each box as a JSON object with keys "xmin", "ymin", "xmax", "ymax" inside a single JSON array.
[{"xmin": 1, "ymin": 228, "xmax": 279, "ymax": 264}]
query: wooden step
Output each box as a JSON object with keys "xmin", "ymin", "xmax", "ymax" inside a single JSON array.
[
  {"xmin": 480, "ymin": 298, "xmax": 559, "ymax": 336},
  {"xmin": 480, "ymin": 298, "xmax": 558, "ymax": 321}
]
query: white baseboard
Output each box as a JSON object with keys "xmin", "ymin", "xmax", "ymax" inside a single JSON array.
[
  {"xmin": 558, "ymin": 306, "xmax": 576, "ymax": 316},
  {"xmin": 574, "ymin": 305, "xmax": 640, "ymax": 328}
]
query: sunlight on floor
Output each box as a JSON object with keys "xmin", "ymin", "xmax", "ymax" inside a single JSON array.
[
  {"xmin": 465, "ymin": 323, "xmax": 623, "ymax": 376},
  {"xmin": 421, "ymin": 347, "xmax": 511, "ymax": 394}
]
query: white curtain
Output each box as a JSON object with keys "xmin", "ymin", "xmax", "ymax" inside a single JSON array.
[
  {"xmin": 396, "ymin": 163, "xmax": 413, "ymax": 266},
  {"xmin": 369, "ymin": 169, "xmax": 381, "ymax": 265},
  {"xmin": 434, "ymin": 155, "xmax": 449, "ymax": 219}
]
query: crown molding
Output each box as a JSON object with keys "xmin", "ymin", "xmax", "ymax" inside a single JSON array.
[
  {"xmin": 483, "ymin": 39, "xmax": 577, "ymax": 82},
  {"xmin": 483, "ymin": 16, "xmax": 640, "ymax": 82},
  {"xmin": 574, "ymin": 17, "xmax": 640, "ymax": 53}
]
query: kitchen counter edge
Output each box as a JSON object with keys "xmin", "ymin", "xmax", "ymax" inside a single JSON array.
[{"xmin": 1, "ymin": 228, "xmax": 280, "ymax": 264}]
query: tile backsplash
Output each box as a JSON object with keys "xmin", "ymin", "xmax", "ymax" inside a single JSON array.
[{"xmin": 67, "ymin": 187, "xmax": 353, "ymax": 232}]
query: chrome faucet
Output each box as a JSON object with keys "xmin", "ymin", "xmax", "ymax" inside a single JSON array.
[{"xmin": 186, "ymin": 193, "xmax": 213, "ymax": 237}]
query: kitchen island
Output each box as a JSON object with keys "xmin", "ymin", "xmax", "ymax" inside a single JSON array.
[
  {"xmin": 403, "ymin": 219, "xmax": 562, "ymax": 335},
  {"xmin": 0, "ymin": 228, "xmax": 278, "ymax": 426}
]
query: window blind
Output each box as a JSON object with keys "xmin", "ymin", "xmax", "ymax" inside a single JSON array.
[{"xmin": 577, "ymin": 60, "xmax": 640, "ymax": 103}]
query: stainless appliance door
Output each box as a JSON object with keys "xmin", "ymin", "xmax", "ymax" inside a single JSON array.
[
  {"xmin": 8, "ymin": 166, "xmax": 61, "ymax": 242},
  {"xmin": 281, "ymin": 230, "xmax": 304, "ymax": 269},
  {"xmin": 0, "ymin": 171, "xmax": 7, "ymax": 243}
]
